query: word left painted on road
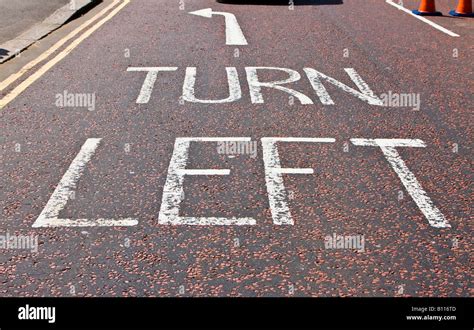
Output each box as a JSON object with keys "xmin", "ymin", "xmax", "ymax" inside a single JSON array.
[{"xmin": 33, "ymin": 137, "xmax": 450, "ymax": 229}]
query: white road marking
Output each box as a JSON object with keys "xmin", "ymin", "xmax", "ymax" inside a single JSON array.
[
  {"xmin": 178, "ymin": 169, "xmax": 231, "ymax": 175},
  {"xmin": 246, "ymin": 67, "xmax": 314, "ymax": 105},
  {"xmin": 352, "ymin": 138, "xmax": 426, "ymax": 148},
  {"xmin": 158, "ymin": 137, "xmax": 256, "ymax": 226},
  {"xmin": 32, "ymin": 138, "xmax": 138, "ymax": 227},
  {"xmin": 182, "ymin": 67, "xmax": 242, "ymax": 103},
  {"xmin": 128, "ymin": 66, "xmax": 382, "ymax": 106},
  {"xmin": 351, "ymin": 138, "xmax": 450, "ymax": 228},
  {"xmin": 183, "ymin": 137, "xmax": 251, "ymax": 142},
  {"xmin": 127, "ymin": 67, "xmax": 178, "ymax": 104},
  {"xmin": 261, "ymin": 137, "xmax": 336, "ymax": 225},
  {"xmin": 268, "ymin": 137, "xmax": 336, "ymax": 143},
  {"xmin": 189, "ymin": 8, "xmax": 248, "ymax": 45},
  {"xmin": 33, "ymin": 136, "xmax": 450, "ymax": 228},
  {"xmin": 386, "ymin": 0, "xmax": 460, "ymax": 37},
  {"xmin": 304, "ymin": 68, "xmax": 383, "ymax": 106}
]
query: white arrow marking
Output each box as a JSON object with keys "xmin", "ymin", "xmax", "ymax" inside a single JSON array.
[{"xmin": 189, "ymin": 8, "xmax": 248, "ymax": 46}]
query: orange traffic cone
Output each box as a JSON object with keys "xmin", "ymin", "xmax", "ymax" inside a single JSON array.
[
  {"xmin": 450, "ymin": 0, "xmax": 473, "ymax": 16},
  {"xmin": 413, "ymin": 0, "xmax": 442, "ymax": 16}
]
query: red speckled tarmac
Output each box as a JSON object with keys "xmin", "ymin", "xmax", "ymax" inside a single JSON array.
[{"xmin": 0, "ymin": 0, "xmax": 472, "ymax": 297}]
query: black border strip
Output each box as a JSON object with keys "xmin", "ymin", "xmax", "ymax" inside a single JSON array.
[{"xmin": 0, "ymin": 297, "xmax": 471, "ymax": 329}]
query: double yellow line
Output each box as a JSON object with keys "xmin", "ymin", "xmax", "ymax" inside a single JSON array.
[{"xmin": 0, "ymin": 0, "xmax": 130, "ymax": 110}]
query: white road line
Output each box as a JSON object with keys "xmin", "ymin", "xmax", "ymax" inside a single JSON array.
[
  {"xmin": 185, "ymin": 137, "xmax": 252, "ymax": 142},
  {"xmin": 268, "ymin": 137, "xmax": 336, "ymax": 143},
  {"xmin": 158, "ymin": 137, "xmax": 256, "ymax": 226},
  {"xmin": 32, "ymin": 138, "xmax": 138, "ymax": 227},
  {"xmin": 163, "ymin": 216, "xmax": 255, "ymax": 226},
  {"xmin": 0, "ymin": 0, "xmax": 121, "ymax": 93},
  {"xmin": 386, "ymin": 0, "xmax": 460, "ymax": 37},
  {"xmin": 351, "ymin": 138, "xmax": 450, "ymax": 228},
  {"xmin": 177, "ymin": 169, "xmax": 231, "ymax": 175},
  {"xmin": 352, "ymin": 138, "xmax": 426, "ymax": 148},
  {"xmin": 261, "ymin": 137, "xmax": 336, "ymax": 225}
]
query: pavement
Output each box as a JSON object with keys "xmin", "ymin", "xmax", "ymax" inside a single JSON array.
[
  {"xmin": 0, "ymin": 0, "xmax": 472, "ymax": 297},
  {"xmin": 0, "ymin": 0, "xmax": 96, "ymax": 64},
  {"xmin": 0, "ymin": 0, "xmax": 70, "ymax": 44}
]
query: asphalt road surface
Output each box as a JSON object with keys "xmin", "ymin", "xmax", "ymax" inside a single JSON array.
[{"xmin": 0, "ymin": 0, "xmax": 472, "ymax": 297}]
